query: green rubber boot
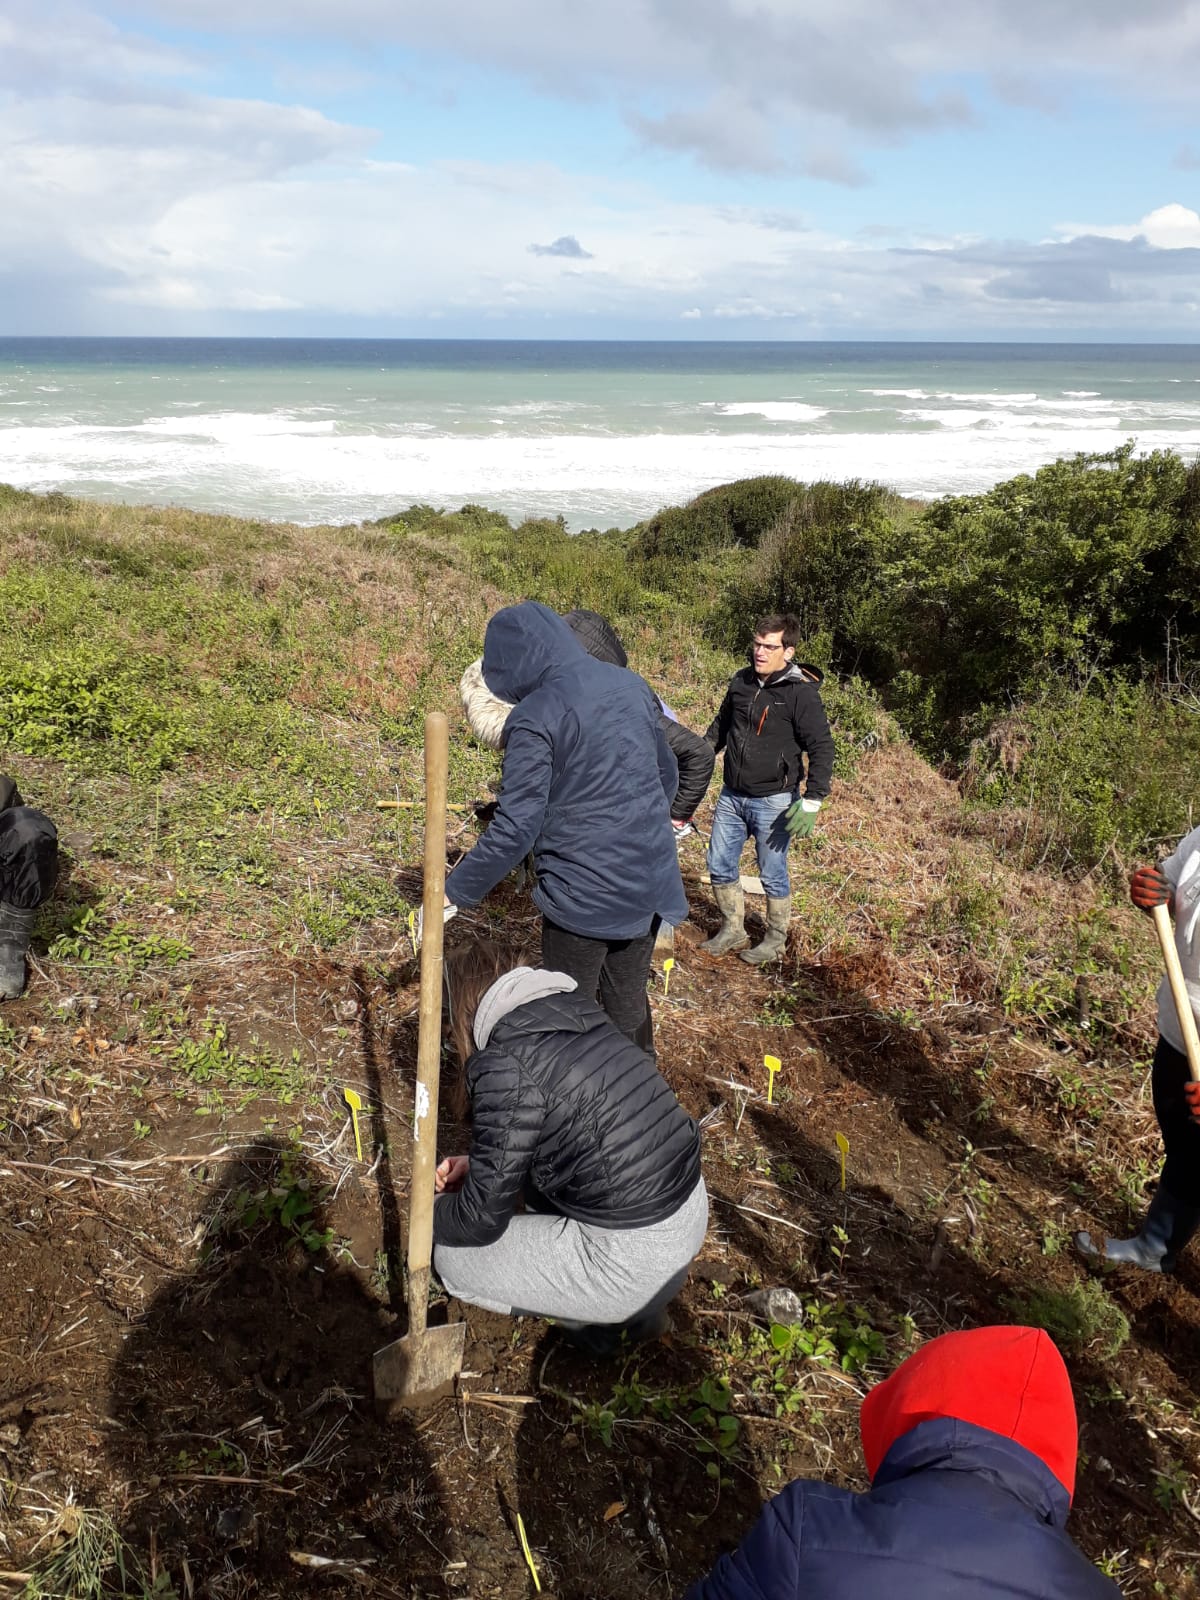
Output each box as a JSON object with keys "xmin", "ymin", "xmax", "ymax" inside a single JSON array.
[
  {"xmin": 740, "ymin": 896, "xmax": 792, "ymax": 965},
  {"xmin": 700, "ymin": 882, "xmax": 748, "ymax": 957}
]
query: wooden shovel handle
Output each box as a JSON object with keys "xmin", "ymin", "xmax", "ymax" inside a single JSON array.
[
  {"xmin": 1152, "ymin": 901, "xmax": 1200, "ymax": 1082},
  {"xmin": 407, "ymin": 711, "xmax": 450, "ymax": 1337}
]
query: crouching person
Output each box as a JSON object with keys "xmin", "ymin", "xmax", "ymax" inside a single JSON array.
[
  {"xmin": 0, "ymin": 775, "xmax": 58, "ymax": 1001},
  {"xmin": 432, "ymin": 942, "xmax": 708, "ymax": 1356},
  {"xmin": 686, "ymin": 1324, "xmax": 1120, "ymax": 1599}
]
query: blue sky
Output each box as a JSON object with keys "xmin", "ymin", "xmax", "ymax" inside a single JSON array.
[{"xmin": 3, "ymin": 0, "xmax": 1200, "ymax": 338}]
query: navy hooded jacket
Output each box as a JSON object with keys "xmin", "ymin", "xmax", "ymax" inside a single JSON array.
[
  {"xmin": 445, "ymin": 602, "xmax": 689, "ymax": 938},
  {"xmin": 687, "ymin": 1325, "xmax": 1120, "ymax": 1600}
]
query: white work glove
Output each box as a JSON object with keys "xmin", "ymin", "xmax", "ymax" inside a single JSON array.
[{"xmin": 412, "ymin": 901, "xmax": 458, "ymax": 951}]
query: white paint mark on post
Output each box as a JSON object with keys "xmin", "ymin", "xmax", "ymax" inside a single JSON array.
[{"xmin": 414, "ymin": 1081, "xmax": 430, "ymax": 1135}]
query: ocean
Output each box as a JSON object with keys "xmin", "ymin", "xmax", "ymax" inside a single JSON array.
[{"xmin": 1, "ymin": 337, "xmax": 1198, "ymax": 531}]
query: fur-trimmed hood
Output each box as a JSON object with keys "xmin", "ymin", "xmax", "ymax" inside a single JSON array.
[{"xmin": 460, "ymin": 658, "xmax": 516, "ymax": 750}]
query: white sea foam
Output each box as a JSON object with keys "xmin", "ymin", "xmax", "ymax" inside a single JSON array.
[
  {"xmin": 900, "ymin": 403, "xmax": 1128, "ymax": 432},
  {"xmin": 930, "ymin": 391, "xmax": 1040, "ymax": 404},
  {"xmin": 707, "ymin": 401, "xmax": 829, "ymax": 422},
  {"xmin": 134, "ymin": 411, "xmax": 337, "ymax": 439},
  {"xmin": 4, "ymin": 410, "xmax": 1200, "ymax": 529}
]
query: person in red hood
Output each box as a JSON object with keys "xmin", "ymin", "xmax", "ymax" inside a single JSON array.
[{"xmin": 686, "ymin": 1324, "xmax": 1120, "ymax": 1599}]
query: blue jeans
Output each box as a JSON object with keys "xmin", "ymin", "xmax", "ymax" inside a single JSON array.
[{"xmin": 707, "ymin": 787, "xmax": 795, "ymax": 899}]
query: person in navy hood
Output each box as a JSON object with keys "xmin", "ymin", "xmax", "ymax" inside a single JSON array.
[
  {"xmin": 448, "ymin": 602, "xmax": 687, "ymax": 1055},
  {"xmin": 687, "ymin": 1324, "xmax": 1120, "ymax": 1600}
]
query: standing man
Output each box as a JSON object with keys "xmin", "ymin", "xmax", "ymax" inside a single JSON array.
[
  {"xmin": 1076, "ymin": 827, "xmax": 1200, "ymax": 1271},
  {"xmin": 450, "ymin": 601, "xmax": 687, "ymax": 1056},
  {"xmin": 0, "ymin": 774, "xmax": 58, "ymax": 1000},
  {"xmin": 701, "ymin": 613, "xmax": 834, "ymax": 964}
]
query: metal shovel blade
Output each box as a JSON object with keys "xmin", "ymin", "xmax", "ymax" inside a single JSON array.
[{"xmin": 373, "ymin": 1319, "xmax": 466, "ymax": 1408}]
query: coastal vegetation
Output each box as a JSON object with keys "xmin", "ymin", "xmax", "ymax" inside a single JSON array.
[
  {"xmin": 376, "ymin": 442, "xmax": 1200, "ymax": 875},
  {"xmin": 1, "ymin": 453, "xmax": 1199, "ymax": 1598}
]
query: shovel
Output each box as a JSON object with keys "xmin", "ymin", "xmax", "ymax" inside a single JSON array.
[
  {"xmin": 1152, "ymin": 901, "xmax": 1200, "ymax": 1081},
  {"xmin": 373, "ymin": 710, "xmax": 466, "ymax": 1407}
]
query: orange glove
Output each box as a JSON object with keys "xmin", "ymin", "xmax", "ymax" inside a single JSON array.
[
  {"xmin": 1130, "ymin": 865, "xmax": 1172, "ymax": 911},
  {"xmin": 1184, "ymin": 1081, "xmax": 1200, "ymax": 1126}
]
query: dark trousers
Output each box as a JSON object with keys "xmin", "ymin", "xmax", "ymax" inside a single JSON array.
[
  {"xmin": 1153, "ymin": 1035, "xmax": 1200, "ymax": 1205},
  {"xmin": 540, "ymin": 915, "xmax": 658, "ymax": 1058},
  {"xmin": 0, "ymin": 807, "xmax": 58, "ymax": 910}
]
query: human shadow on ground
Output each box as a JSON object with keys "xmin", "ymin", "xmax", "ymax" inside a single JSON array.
[
  {"xmin": 789, "ymin": 951, "xmax": 1104, "ymax": 1209},
  {"xmin": 785, "ymin": 951, "xmax": 1200, "ymax": 1420},
  {"xmin": 726, "ymin": 1096, "xmax": 1179, "ymax": 1565},
  {"xmin": 106, "ymin": 1142, "xmax": 455, "ymax": 1600},
  {"xmin": 353, "ymin": 963, "xmax": 407, "ymax": 1317},
  {"xmin": 508, "ymin": 1316, "xmax": 764, "ymax": 1600}
]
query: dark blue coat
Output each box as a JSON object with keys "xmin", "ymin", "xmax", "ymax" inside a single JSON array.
[
  {"xmin": 445, "ymin": 602, "xmax": 688, "ymax": 938},
  {"xmin": 686, "ymin": 1418, "xmax": 1120, "ymax": 1600}
]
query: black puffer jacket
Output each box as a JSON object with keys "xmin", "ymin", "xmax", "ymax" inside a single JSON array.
[
  {"xmin": 562, "ymin": 609, "xmax": 716, "ymax": 821},
  {"xmin": 433, "ymin": 991, "xmax": 701, "ymax": 1249},
  {"xmin": 706, "ymin": 662, "xmax": 835, "ymax": 801},
  {"xmin": 0, "ymin": 775, "xmax": 58, "ymax": 910}
]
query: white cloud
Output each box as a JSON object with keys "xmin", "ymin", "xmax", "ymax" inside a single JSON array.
[
  {"xmin": 4, "ymin": 1, "xmax": 1200, "ymax": 333},
  {"xmin": 1056, "ymin": 203, "xmax": 1200, "ymax": 250},
  {"xmin": 101, "ymin": 0, "xmax": 1200, "ymax": 178},
  {"xmin": 6, "ymin": 124, "xmax": 1200, "ymax": 333}
]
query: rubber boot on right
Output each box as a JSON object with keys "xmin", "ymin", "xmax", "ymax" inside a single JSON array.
[
  {"xmin": 1075, "ymin": 1185, "xmax": 1200, "ymax": 1273},
  {"xmin": 700, "ymin": 882, "xmax": 747, "ymax": 957},
  {"xmin": 740, "ymin": 895, "xmax": 792, "ymax": 965}
]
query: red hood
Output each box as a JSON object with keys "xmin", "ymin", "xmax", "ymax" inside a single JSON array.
[{"xmin": 859, "ymin": 1325, "xmax": 1077, "ymax": 1501}]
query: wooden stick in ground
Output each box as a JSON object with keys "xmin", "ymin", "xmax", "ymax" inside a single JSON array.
[
  {"xmin": 372, "ymin": 710, "xmax": 466, "ymax": 1405},
  {"xmin": 409, "ymin": 710, "xmax": 450, "ymax": 1342},
  {"xmin": 1152, "ymin": 901, "xmax": 1200, "ymax": 1081}
]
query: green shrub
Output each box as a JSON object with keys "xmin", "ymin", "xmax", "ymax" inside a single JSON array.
[
  {"xmin": 963, "ymin": 671, "xmax": 1200, "ymax": 870},
  {"xmin": 0, "ymin": 651, "xmax": 192, "ymax": 776},
  {"xmin": 634, "ymin": 476, "xmax": 810, "ymax": 566},
  {"xmin": 709, "ymin": 479, "xmax": 896, "ymax": 663},
  {"xmin": 867, "ymin": 445, "xmax": 1200, "ymax": 747}
]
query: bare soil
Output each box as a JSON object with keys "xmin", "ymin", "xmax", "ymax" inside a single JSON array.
[{"xmin": 2, "ymin": 745, "xmax": 1197, "ymax": 1599}]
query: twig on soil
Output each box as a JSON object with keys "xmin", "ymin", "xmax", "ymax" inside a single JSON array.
[
  {"xmin": 82, "ymin": 1148, "xmax": 236, "ymax": 1170},
  {"xmin": 168, "ymin": 1473, "xmax": 298, "ymax": 1495},
  {"xmin": 459, "ymin": 1391, "xmax": 537, "ymax": 1408},
  {"xmin": 711, "ymin": 1195, "xmax": 811, "ymax": 1235},
  {"xmin": 1, "ymin": 1160, "xmax": 139, "ymax": 1191},
  {"xmin": 457, "ymin": 1398, "xmax": 479, "ymax": 1454}
]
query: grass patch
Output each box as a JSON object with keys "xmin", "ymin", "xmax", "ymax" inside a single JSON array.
[{"xmin": 1005, "ymin": 1279, "xmax": 1131, "ymax": 1361}]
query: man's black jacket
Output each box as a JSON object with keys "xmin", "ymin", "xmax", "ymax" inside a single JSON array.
[
  {"xmin": 706, "ymin": 662, "xmax": 835, "ymax": 800},
  {"xmin": 433, "ymin": 991, "xmax": 701, "ymax": 1249}
]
